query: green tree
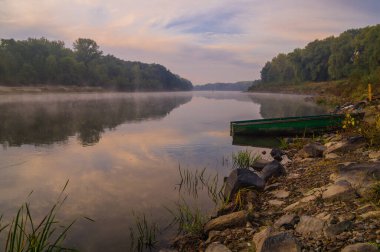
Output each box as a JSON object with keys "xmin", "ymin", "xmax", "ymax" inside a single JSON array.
[{"xmin": 73, "ymin": 38, "xmax": 102, "ymax": 66}]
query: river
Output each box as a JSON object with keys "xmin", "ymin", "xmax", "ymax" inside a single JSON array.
[{"xmin": 0, "ymin": 91, "xmax": 325, "ymax": 251}]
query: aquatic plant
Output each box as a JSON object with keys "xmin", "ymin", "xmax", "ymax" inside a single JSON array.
[
  {"xmin": 177, "ymin": 166, "xmax": 225, "ymax": 207},
  {"xmin": 166, "ymin": 199, "xmax": 207, "ymax": 236},
  {"xmin": 0, "ymin": 181, "xmax": 79, "ymax": 252},
  {"xmin": 129, "ymin": 212, "xmax": 158, "ymax": 252},
  {"xmin": 232, "ymin": 150, "xmax": 260, "ymax": 169}
]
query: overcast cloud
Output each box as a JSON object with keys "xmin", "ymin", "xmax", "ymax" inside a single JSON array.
[{"xmin": 1, "ymin": 0, "xmax": 379, "ymax": 84}]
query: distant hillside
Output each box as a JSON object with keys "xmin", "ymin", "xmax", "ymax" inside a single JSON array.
[
  {"xmin": 250, "ymin": 24, "xmax": 380, "ymax": 95},
  {"xmin": 0, "ymin": 38, "xmax": 192, "ymax": 91},
  {"xmin": 194, "ymin": 81, "xmax": 259, "ymax": 91}
]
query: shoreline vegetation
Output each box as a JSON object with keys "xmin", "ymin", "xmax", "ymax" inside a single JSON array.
[
  {"xmin": 0, "ymin": 38, "xmax": 193, "ymax": 92},
  {"xmin": 248, "ymin": 24, "xmax": 379, "ymax": 105}
]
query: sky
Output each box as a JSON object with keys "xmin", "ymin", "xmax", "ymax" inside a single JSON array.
[{"xmin": 1, "ymin": 0, "xmax": 379, "ymax": 84}]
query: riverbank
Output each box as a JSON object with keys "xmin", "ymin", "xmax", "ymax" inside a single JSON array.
[
  {"xmin": 168, "ymin": 103, "xmax": 380, "ymax": 251},
  {"xmin": 249, "ymin": 80, "xmax": 379, "ymax": 108},
  {"xmin": 0, "ymin": 85, "xmax": 107, "ymax": 94}
]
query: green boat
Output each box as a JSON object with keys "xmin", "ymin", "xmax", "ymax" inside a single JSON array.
[{"xmin": 230, "ymin": 113, "xmax": 365, "ymax": 136}]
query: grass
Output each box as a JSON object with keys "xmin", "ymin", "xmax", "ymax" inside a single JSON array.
[
  {"xmin": 166, "ymin": 199, "xmax": 207, "ymax": 236},
  {"xmin": 0, "ymin": 180, "xmax": 79, "ymax": 252},
  {"xmin": 232, "ymin": 150, "xmax": 260, "ymax": 169},
  {"xmin": 129, "ymin": 212, "xmax": 158, "ymax": 252}
]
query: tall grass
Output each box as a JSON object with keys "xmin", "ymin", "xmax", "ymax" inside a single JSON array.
[
  {"xmin": 232, "ymin": 149, "xmax": 260, "ymax": 169},
  {"xmin": 0, "ymin": 180, "xmax": 78, "ymax": 252},
  {"xmin": 166, "ymin": 199, "xmax": 207, "ymax": 236}
]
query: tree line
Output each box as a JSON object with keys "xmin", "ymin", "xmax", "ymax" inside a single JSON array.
[
  {"xmin": 259, "ymin": 24, "xmax": 380, "ymax": 85},
  {"xmin": 0, "ymin": 38, "xmax": 193, "ymax": 91}
]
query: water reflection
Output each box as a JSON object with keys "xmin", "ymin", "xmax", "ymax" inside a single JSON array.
[
  {"xmin": 0, "ymin": 91, "xmax": 325, "ymax": 251},
  {"xmin": 0, "ymin": 93, "xmax": 192, "ymax": 146},
  {"xmin": 248, "ymin": 93, "xmax": 326, "ymax": 118}
]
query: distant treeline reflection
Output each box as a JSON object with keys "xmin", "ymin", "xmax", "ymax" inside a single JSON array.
[{"xmin": 0, "ymin": 94, "xmax": 192, "ymax": 146}]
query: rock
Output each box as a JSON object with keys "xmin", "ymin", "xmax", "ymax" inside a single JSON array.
[
  {"xmin": 251, "ymin": 158, "xmax": 271, "ymax": 171},
  {"xmin": 330, "ymin": 162, "xmax": 380, "ymax": 194},
  {"xmin": 315, "ymin": 212, "xmax": 331, "ymax": 221},
  {"xmin": 270, "ymin": 148, "xmax": 284, "ymax": 161},
  {"xmin": 359, "ymin": 210, "xmax": 380, "ymax": 220},
  {"xmin": 299, "ymin": 195, "xmax": 318, "ymax": 203},
  {"xmin": 224, "ymin": 169, "xmax": 265, "ymax": 199},
  {"xmin": 206, "ymin": 230, "xmax": 221, "ymax": 244},
  {"xmin": 204, "ymin": 210, "xmax": 247, "ymax": 234},
  {"xmin": 322, "ymin": 180, "xmax": 355, "ymax": 200},
  {"xmin": 295, "ymin": 216, "xmax": 325, "ymax": 236},
  {"xmin": 283, "ymin": 202, "xmax": 300, "ymax": 212},
  {"xmin": 274, "ymin": 214, "xmax": 299, "ymax": 229},
  {"xmin": 287, "ymin": 173, "xmax": 300, "ymax": 179},
  {"xmin": 341, "ymin": 242, "xmax": 378, "ymax": 252},
  {"xmin": 369, "ymin": 151, "xmax": 380, "ymax": 160},
  {"xmin": 261, "ymin": 233, "xmax": 301, "ymax": 252},
  {"xmin": 253, "ymin": 227, "xmax": 273, "ymax": 252},
  {"xmin": 325, "ymin": 139, "xmax": 366, "ymax": 154},
  {"xmin": 356, "ymin": 204, "xmax": 376, "ymax": 214},
  {"xmin": 159, "ymin": 250, "xmax": 178, "ymax": 252},
  {"xmin": 270, "ymin": 189, "xmax": 290, "ymax": 199},
  {"xmin": 325, "ymin": 153, "xmax": 339, "ymax": 159},
  {"xmin": 253, "ymin": 228, "xmax": 301, "ymax": 252},
  {"xmin": 324, "ymin": 220, "xmax": 353, "ymax": 238},
  {"xmin": 205, "ymin": 242, "xmax": 232, "ymax": 252},
  {"xmin": 268, "ymin": 199, "xmax": 285, "ymax": 206},
  {"xmin": 259, "ymin": 160, "xmax": 286, "ymax": 182},
  {"xmin": 300, "ymin": 143, "xmax": 326, "ymax": 158},
  {"xmin": 264, "ymin": 182, "xmax": 281, "ymax": 191}
]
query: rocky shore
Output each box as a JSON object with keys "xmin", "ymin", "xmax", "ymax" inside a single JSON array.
[{"xmin": 164, "ymin": 104, "xmax": 380, "ymax": 252}]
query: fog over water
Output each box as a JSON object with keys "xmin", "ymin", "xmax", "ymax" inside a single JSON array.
[{"xmin": 0, "ymin": 91, "xmax": 325, "ymax": 251}]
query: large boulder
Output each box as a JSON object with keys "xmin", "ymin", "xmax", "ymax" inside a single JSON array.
[
  {"xmin": 270, "ymin": 148, "xmax": 285, "ymax": 161},
  {"xmin": 322, "ymin": 180, "xmax": 355, "ymax": 201},
  {"xmin": 204, "ymin": 210, "xmax": 247, "ymax": 234},
  {"xmin": 323, "ymin": 220, "xmax": 353, "ymax": 238},
  {"xmin": 341, "ymin": 243, "xmax": 378, "ymax": 252},
  {"xmin": 252, "ymin": 227, "xmax": 301, "ymax": 252},
  {"xmin": 205, "ymin": 243, "xmax": 231, "ymax": 252},
  {"xmin": 259, "ymin": 160, "xmax": 286, "ymax": 182},
  {"xmin": 274, "ymin": 214, "xmax": 299, "ymax": 230},
  {"xmin": 251, "ymin": 158, "xmax": 271, "ymax": 171},
  {"xmin": 224, "ymin": 169, "xmax": 265, "ymax": 199},
  {"xmin": 330, "ymin": 162, "xmax": 380, "ymax": 194},
  {"xmin": 295, "ymin": 216, "xmax": 326, "ymax": 237},
  {"xmin": 299, "ymin": 143, "xmax": 326, "ymax": 158}
]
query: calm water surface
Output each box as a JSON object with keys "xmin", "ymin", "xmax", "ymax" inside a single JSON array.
[{"xmin": 0, "ymin": 91, "xmax": 325, "ymax": 251}]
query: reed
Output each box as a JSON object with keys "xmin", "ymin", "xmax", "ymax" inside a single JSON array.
[
  {"xmin": 232, "ymin": 149, "xmax": 260, "ymax": 169},
  {"xmin": 166, "ymin": 199, "xmax": 207, "ymax": 236},
  {"xmin": 129, "ymin": 212, "xmax": 158, "ymax": 252},
  {"xmin": 0, "ymin": 180, "xmax": 78, "ymax": 252}
]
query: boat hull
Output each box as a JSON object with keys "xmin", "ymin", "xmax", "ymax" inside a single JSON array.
[{"xmin": 230, "ymin": 113, "xmax": 364, "ymax": 136}]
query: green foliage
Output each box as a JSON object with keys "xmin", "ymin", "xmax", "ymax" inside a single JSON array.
[
  {"xmin": 359, "ymin": 114, "xmax": 380, "ymax": 147},
  {"xmin": 278, "ymin": 138, "xmax": 289, "ymax": 149},
  {"xmin": 259, "ymin": 24, "xmax": 380, "ymax": 88},
  {"xmin": 166, "ymin": 199, "xmax": 207, "ymax": 236},
  {"xmin": 367, "ymin": 182, "xmax": 380, "ymax": 206},
  {"xmin": 232, "ymin": 150, "xmax": 260, "ymax": 169},
  {"xmin": 0, "ymin": 181, "xmax": 78, "ymax": 252},
  {"xmin": 0, "ymin": 37, "xmax": 193, "ymax": 91}
]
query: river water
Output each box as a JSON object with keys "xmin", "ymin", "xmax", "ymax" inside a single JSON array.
[{"xmin": 0, "ymin": 91, "xmax": 325, "ymax": 251}]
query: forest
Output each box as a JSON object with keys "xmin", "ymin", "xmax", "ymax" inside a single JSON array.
[
  {"xmin": 0, "ymin": 38, "xmax": 193, "ymax": 91},
  {"xmin": 258, "ymin": 24, "xmax": 380, "ymax": 86}
]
